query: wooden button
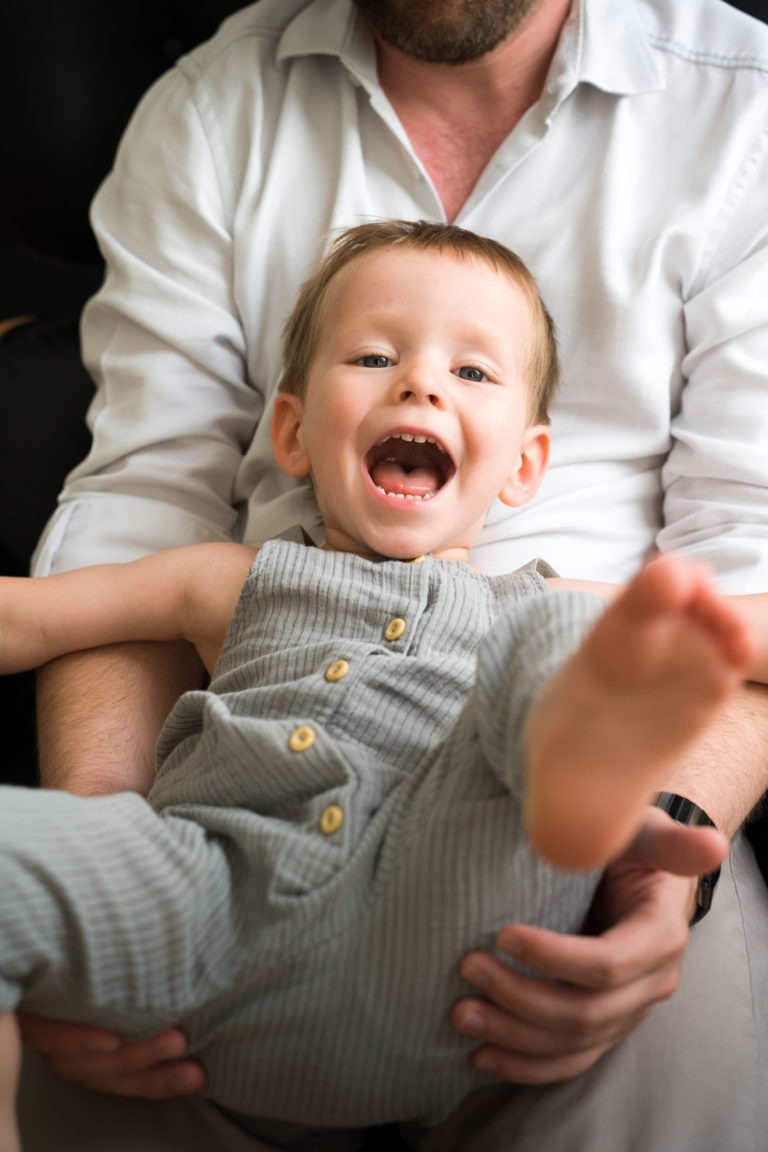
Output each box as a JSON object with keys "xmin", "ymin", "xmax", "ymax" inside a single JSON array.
[
  {"xmin": 384, "ymin": 617, "xmax": 407, "ymax": 642},
  {"xmin": 325, "ymin": 659, "xmax": 350, "ymax": 683},
  {"xmin": 288, "ymin": 725, "xmax": 316, "ymax": 752},
  {"xmin": 319, "ymin": 804, "xmax": 344, "ymax": 835}
]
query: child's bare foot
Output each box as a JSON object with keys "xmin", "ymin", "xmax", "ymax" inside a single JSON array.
[
  {"xmin": 0, "ymin": 1014, "xmax": 21, "ymax": 1152},
  {"xmin": 525, "ymin": 554, "xmax": 759, "ymax": 871}
]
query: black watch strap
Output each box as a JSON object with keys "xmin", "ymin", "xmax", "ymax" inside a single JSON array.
[{"xmin": 654, "ymin": 792, "xmax": 721, "ymax": 925}]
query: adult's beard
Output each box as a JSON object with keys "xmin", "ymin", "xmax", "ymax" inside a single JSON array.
[{"xmin": 353, "ymin": 0, "xmax": 544, "ymax": 64}]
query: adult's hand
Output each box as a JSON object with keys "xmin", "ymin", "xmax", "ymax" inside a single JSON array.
[
  {"xmin": 18, "ymin": 1014, "xmax": 205, "ymax": 1100},
  {"xmin": 450, "ymin": 809, "xmax": 729, "ymax": 1086}
]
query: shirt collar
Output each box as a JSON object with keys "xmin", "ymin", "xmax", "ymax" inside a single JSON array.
[
  {"xmin": 276, "ymin": 0, "xmax": 663, "ymax": 100},
  {"xmin": 574, "ymin": 0, "xmax": 662, "ymax": 96},
  {"xmin": 277, "ymin": 0, "xmax": 379, "ymax": 90}
]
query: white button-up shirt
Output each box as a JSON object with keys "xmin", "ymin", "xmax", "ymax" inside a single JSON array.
[{"xmin": 33, "ymin": 0, "xmax": 768, "ymax": 591}]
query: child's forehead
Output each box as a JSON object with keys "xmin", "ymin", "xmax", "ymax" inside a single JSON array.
[{"xmin": 324, "ymin": 244, "xmax": 527, "ymax": 313}]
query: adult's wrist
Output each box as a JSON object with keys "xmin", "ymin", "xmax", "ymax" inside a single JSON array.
[{"xmin": 653, "ymin": 792, "xmax": 721, "ymax": 924}]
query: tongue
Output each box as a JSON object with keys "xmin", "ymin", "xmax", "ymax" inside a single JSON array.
[{"xmin": 371, "ymin": 460, "xmax": 441, "ymax": 498}]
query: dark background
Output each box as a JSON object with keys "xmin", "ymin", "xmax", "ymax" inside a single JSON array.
[{"xmin": 0, "ymin": 0, "xmax": 242, "ymax": 318}]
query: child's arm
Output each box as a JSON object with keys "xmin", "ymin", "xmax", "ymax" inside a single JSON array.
[
  {"xmin": 548, "ymin": 572, "xmax": 768, "ymax": 685},
  {"xmin": 0, "ymin": 543, "xmax": 258, "ymax": 678}
]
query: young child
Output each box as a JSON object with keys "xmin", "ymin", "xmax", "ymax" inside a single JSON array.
[{"xmin": 0, "ymin": 221, "xmax": 757, "ymax": 1148}]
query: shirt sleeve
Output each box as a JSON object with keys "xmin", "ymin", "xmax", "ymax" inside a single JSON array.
[
  {"xmin": 33, "ymin": 62, "xmax": 259, "ymax": 574},
  {"xmin": 661, "ymin": 126, "xmax": 768, "ymax": 593}
]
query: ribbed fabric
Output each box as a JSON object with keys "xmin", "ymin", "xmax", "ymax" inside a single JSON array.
[{"xmin": 0, "ymin": 541, "xmax": 605, "ymax": 1127}]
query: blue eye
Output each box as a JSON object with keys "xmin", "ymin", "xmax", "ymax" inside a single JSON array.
[
  {"xmin": 455, "ymin": 365, "xmax": 487, "ymax": 382},
  {"xmin": 357, "ymin": 354, "xmax": 394, "ymax": 368}
]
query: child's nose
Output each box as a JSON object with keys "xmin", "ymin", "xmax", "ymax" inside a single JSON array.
[{"xmin": 396, "ymin": 362, "xmax": 443, "ymax": 407}]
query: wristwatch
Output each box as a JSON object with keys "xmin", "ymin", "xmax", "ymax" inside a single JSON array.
[{"xmin": 654, "ymin": 792, "xmax": 721, "ymax": 925}]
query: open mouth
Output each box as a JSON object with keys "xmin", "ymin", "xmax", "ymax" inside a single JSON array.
[{"xmin": 365, "ymin": 432, "xmax": 455, "ymax": 501}]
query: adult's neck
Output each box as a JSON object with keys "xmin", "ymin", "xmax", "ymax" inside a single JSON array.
[{"xmin": 372, "ymin": 0, "xmax": 572, "ymax": 221}]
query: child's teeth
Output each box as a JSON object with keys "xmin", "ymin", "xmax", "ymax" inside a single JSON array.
[
  {"xmin": 376, "ymin": 486, "xmax": 431, "ymax": 501},
  {"xmin": 375, "ymin": 433, "xmax": 445, "ymax": 452}
]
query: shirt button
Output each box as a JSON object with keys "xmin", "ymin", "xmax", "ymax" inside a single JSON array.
[
  {"xmin": 409, "ymin": 554, "xmax": 426, "ymax": 564},
  {"xmin": 319, "ymin": 804, "xmax": 344, "ymax": 835},
  {"xmin": 325, "ymin": 659, "xmax": 350, "ymax": 683},
  {"xmin": 384, "ymin": 617, "xmax": 407, "ymax": 642},
  {"xmin": 288, "ymin": 725, "xmax": 316, "ymax": 753}
]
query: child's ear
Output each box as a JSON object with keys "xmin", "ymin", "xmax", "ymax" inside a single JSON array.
[
  {"xmin": 498, "ymin": 424, "xmax": 551, "ymax": 508},
  {"xmin": 271, "ymin": 393, "xmax": 312, "ymax": 477}
]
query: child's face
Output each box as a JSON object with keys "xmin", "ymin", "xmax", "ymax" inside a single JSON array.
[{"xmin": 273, "ymin": 246, "xmax": 550, "ymax": 560}]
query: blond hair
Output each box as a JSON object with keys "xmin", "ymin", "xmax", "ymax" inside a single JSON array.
[{"xmin": 278, "ymin": 220, "xmax": 558, "ymax": 423}]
